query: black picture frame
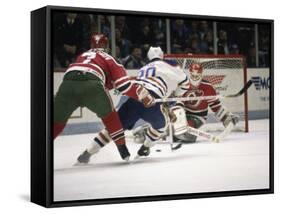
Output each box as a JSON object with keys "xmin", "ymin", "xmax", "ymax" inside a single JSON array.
[{"xmin": 31, "ymin": 5, "xmax": 274, "ymax": 208}]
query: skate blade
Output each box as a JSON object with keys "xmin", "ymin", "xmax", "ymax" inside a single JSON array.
[
  {"xmin": 129, "ymin": 154, "xmax": 149, "ymax": 164},
  {"xmin": 127, "ymin": 155, "xmax": 141, "ymax": 164},
  {"xmin": 123, "ymin": 156, "xmax": 130, "ymax": 162},
  {"xmin": 134, "ymin": 155, "xmax": 140, "ymax": 160},
  {"xmin": 73, "ymin": 161, "xmax": 89, "ymax": 166},
  {"xmin": 171, "ymin": 143, "xmax": 182, "ymax": 150}
]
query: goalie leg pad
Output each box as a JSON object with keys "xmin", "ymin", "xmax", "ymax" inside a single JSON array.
[
  {"xmin": 173, "ymin": 113, "xmax": 205, "ymax": 143},
  {"xmin": 215, "ymin": 106, "xmax": 239, "ymax": 127},
  {"xmin": 170, "ymin": 106, "xmax": 188, "ymax": 136},
  {"xmin": 215, "ymin": 105, "xmax": 229, "ymax": 122}
]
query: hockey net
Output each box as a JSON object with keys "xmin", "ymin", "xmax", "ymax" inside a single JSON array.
[{"xmin": 164, "ymin": 54, "xmax": 249, "ymax": 132}]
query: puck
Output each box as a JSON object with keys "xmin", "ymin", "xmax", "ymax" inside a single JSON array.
[{"xmin": 156, "ymin": 149, "xmax": 162, "ymax": 152}]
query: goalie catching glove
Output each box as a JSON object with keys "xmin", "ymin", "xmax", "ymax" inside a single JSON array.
[{"xmin": 136, "ymin": 85, "xmax": 155, "ymax": 108}]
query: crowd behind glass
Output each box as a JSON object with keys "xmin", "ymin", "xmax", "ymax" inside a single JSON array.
[{"xmin": 53, "ymin": 13, "xmax": 270, "ymax": 71}]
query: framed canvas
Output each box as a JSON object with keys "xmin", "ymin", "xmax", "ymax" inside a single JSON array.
[{"xmin": 31, "ymin": 5, "xmax": 274, "ymax": 207}]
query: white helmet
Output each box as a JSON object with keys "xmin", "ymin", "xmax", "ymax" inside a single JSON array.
[{"xmin": 147, "ymin": 46, "xmax": 164, "ymax": 61}]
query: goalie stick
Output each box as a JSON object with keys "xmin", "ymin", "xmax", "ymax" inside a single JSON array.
[
  {"xmin": 155, "ymin": 80, "xmax": 253, "ymax": 103},
  {"xmin": 149, "ymin": 118, "xmax": 183, "ymax": 151},
  {"xmin": 167, "ymin": 120, "xmax": 183, "ymax": 150},
  {"xmin": 185, "ymin": 126, "xmax": 220, "ymax": 143}
]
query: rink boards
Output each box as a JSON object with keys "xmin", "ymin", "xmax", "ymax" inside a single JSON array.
[{"xmin": 53, "ymin": 68, "xmax": 270, "ymax": 135}]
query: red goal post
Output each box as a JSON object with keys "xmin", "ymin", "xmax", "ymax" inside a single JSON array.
[{"xmin": 164, "ymin": 54, "xmax": 249, "ymax": 132}]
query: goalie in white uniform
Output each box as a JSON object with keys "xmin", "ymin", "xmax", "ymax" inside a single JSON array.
[
  {"xmin": 77, "ymin": 46, "xmax": 189, "ymax": 163},
  {"xmin": 134, "ymin": 62, "xmax": 239, "ymax": 144}
]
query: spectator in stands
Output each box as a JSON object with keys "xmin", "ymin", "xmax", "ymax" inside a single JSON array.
[
  {"xmin": 115, "ymin": 46, "xmax": 124, "ymax": 64},
  {"xmin": 115, "ymin": 28, "xmax": 132, "ymax": 58},
  {"xmin": 78, "ymin": 14, "xmax": 92, "ymax": 51},
  {"xmin": 99, "ymin": 15, "xmax": 111, "ymax": 38},
  {"xmin": 200, "ymin": 30, "xmax": 214, "ymax": 53},
  {"xmin": 152, "ymin": 19, "xmax": 166, "ymax": 49},
  {"xmin": 185, "ymin": 37, "xmax": 201, "ymax": 54},
  {"xmin": 217, "ymin": 30, "xmax": 230, "ymax": 54},
  {"xmin": 123, "ymin": 46, "xmax": 146, "ymax": 69},
  {"xmin": 258, "ymin": 28, "xmax": 270, "ymax": 67},
  {"xmin": 247, "ymin": 45, "xmax": 257, "ymax": 67},
  {"xmin": 171, "ymin": 19, "xmax": 189, "ymax": 53},
  {"xmin": 189, "ymin": 21, "xmax": 201, "ymax": 40},
  {"xmin": 230, "ymin": 44, "xmax": 240, "ymax": 54},
  {"xmin": 130, "ymin": 18, "xmax": 155, "ymax": 57},
  {"xmin": 198, "ymin": 21, "xmax": 211, "ymax": 40},
  {"xmin": 54, "ymin": 13, "xmax": 84, "ymax": 68},
  {"xmin": 139, "ymin": 24, "xmax": 155, "ymax": 57},
  {"xmin": 88, "ymin": 15, "xmax": 99, "ymax": 37},
  {"xmin": 116, "ymin": 16, "xmax": 130, "ymax": 39}
]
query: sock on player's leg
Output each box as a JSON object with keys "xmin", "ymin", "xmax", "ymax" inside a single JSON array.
[
  {"xmin": 53, "ymin": 122, "xmax": 66, "ymax": 139},
  {"xmin": 78, "ymin": 129, "xmax": 111, "ymax": 164},
  {"xmin": 88, "ymin": 129, "xmax": 110, "ymax": 154},
  {"xmin": 101, "ymin": 111, "xmax": 130, "ymax": 160},
  {"xmin": 137, "ymin": 127, "xmax": 163, "ymax": 157},
  {"xmin": 102, "ymin": 111, "xmax": 126, "ymax": 145}
]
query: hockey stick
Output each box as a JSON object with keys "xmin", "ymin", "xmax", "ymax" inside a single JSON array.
[
  {"xmin": 154, "ymin": 124, "xmax": 220, "ymax": 146},
  {"xmin": 185, "ymin": 126, "xmax": 220, "ymax": 143},
  {"xmin": 150, "ymin": 119, "xmax": 183, "ymax": 151},
  {"xmin": 155, "ymin": 80, "xmax": 253, "ymax": 103},
  {"xmin": 217, "ymin": 122, "xmax": 234, "ymax": 140},
  {"xmin": 167, "ymin": 120, "xmax": 183, "ymax": 151}
]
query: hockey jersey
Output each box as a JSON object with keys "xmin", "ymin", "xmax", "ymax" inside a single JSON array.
[
  {"xmin": 135, "ymin": 60, "xmax": 189, "ymax": 98},
  {"xmin": 178, "ymin": 80, "xmax": 222, "ymax": 121},
  {"xmin": 65, "ymin": 49, "xmax": 137, "ymax": 98}
]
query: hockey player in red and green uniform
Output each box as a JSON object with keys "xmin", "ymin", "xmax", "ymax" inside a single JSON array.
[{"xmin": 53, "ymin": 34, "xmax": 154, "ymax": 161}]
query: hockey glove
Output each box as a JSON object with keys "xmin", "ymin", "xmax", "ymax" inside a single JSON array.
[{"xmin": 136, "ymin": 85, "xmax": 155, "ymax": 108}]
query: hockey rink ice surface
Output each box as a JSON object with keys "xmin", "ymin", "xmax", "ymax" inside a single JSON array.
[{"xmin": 54, "ymin": 119, "xmax": 270, "ymax": 202}]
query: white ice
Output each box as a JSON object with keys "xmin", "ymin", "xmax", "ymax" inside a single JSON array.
[{"xmin": 54, "ymin": 119, "xmax": 270, "ymax": 202}]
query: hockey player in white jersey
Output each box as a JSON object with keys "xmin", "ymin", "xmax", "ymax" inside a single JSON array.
[
  {"xmin": 77, "ymin": 46, "xmax": 189, "ymax": 163},
  {"xmin": 134, "ymin": 62, "xmax": 240, "ymax": 145}
]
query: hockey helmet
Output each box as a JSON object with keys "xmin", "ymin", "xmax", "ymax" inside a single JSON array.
[
  {"xmin": 147, "ymin": 46, "xmax": 164, "ymax": 61},
  {"xmin": 91, "ymin": 33, "xmax": 109, "ymax": 50}
]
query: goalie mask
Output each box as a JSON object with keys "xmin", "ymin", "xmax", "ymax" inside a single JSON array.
[
  {"xmin": 91, "ymin": 33, "xmax": 109, "ymax": 51},
  {"xmin": 189, "ymin": 63, "xmax": 203, "ymax": 87}
]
